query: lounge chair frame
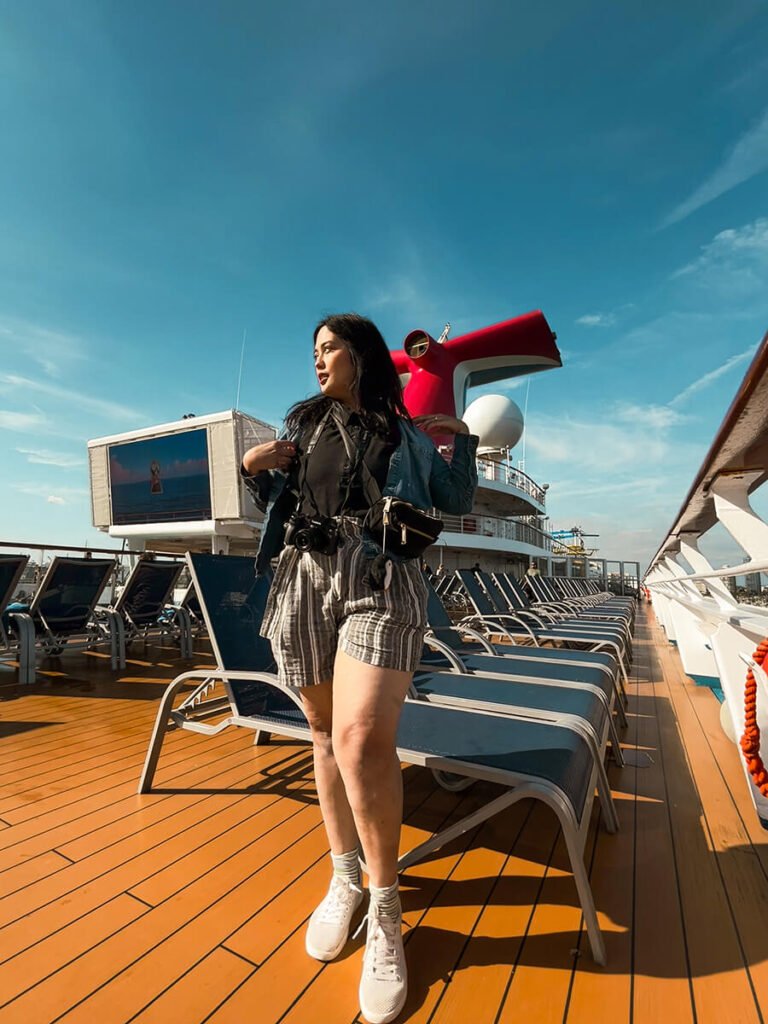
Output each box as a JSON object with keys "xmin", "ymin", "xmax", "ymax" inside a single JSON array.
[
  {"xmin": 455, "ymin": 570, "xmax": 631, "ymax": 700},
  {"xmin": 139, "ymin": 553, "xmax": 617, "ymax": 964},
  {"xmin": 114, "ymin": 556, "xmax": 191, "ymax": 658},
  {"xmin": 15, "ymin": 557, "xmax": 120, "ymax": 683},
  {"xmin": 0, "ymin": 556, "xmax": 33, "ymax": 684}
]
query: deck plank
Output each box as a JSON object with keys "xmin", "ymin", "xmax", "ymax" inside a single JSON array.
[
  {"xmin": 0, "ymin": 761, "xmax": 315, "ymax": 960},
  {"xmin": 564, "ymin": 650, "xmax": 638, "ymax": 1024},
  {"xmin": 213, "ymin": 786, "xmax": 509, "ymax": 1024},
  {"xmin": 1, "ymin": 609, "xmax": 768, "ymax": 1024},
  {"xmin": 686, "ymin": 678, "xmax": 768, "ymax": 880},
  {"xmin": 652, "ymin": 622, "xmax": 762, "ymax": 1024},
  {"xmin": 628, "ymin": 629, "xmax": 695, "ymax": 1024},
  {"xmin": 427, "ymin": 802, "xmax": 556, "ymax": 1024},
  {"xmin": 0, "ymin": 747, "xmax": 300, "ymax": 925},
  {"xmin": 0, "ymin": 849, "xmax": 72, "ymax": 899},
  {"xmin": 497, "ymin": 827, "xmax": 593, "ymax": 1024},
  {"xmin": 0, "ymin": 894, "xmax": 148, "ymax": 1007},
  {"xmin": 0, "ymin": 731, "xmax": 247, "ymax": 865},
  {"xmin": 0, "ymin": 802, "xmax": 324, "ymax": 1024},
  {"xmin": 129, "ymin": 947, "xmax": 255, "ymax": 1024},
  {"xmin": 655, "ymin": 625, "xmax": 768, "ymax": 1021}
]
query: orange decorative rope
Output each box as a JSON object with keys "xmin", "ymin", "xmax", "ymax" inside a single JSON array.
[{"xmin": 741, "ymin": 638, "xmax": 768, "ymax": 797}]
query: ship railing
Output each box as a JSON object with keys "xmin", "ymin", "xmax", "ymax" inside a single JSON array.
[
  {"xmin": 440, "ymin": 513, "xmax": 553, "ymax": 552},
  {"xmin": 644, "ymin": 328, "xmax": 768, "ymax": 827},
  {"xmin": 474, "ymin": 455, "xmax": 547, "ymax": 505}
]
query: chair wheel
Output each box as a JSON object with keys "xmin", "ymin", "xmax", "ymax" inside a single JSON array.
[{"xmin": 432, "ymin": 769, "xmax": 475, "ymax": 792}]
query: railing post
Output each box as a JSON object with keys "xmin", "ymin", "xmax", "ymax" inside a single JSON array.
[
  {"xmin": 661, "ymin": 554, "xmax": 720, "ymax": 680},
  {"xmin": 710, "ymin": 470, "xmax": 768, "ymax": 561},
  {"xmin": 678, "ymin": 534, "xmax": 737, "ymax": 610}
]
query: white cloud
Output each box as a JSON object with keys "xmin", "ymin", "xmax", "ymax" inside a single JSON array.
[
  {"xmin": 525, "ymin": 398, "xmax": 690, "ymax": 474},
  {"xmin": 363, "ymin": 267, "xmax": 451, "ymax": 337},
  {"xmin": 669, "ymin": 346, "xmax": 756, "ymax": 406},
  {"xmin": 614, "ymin": 402, "xmax": 687, "ymax": 429},
  {"xmin": 663, "ymin": 107, "xmax": 768, "ymax": 226},
  {"xmin": 549, "ymin": 476, "xmax": 666, "ymax": 500},
  {"xmin": 16, "ymin": 447, "xmax": 85, "ymax": 468},
  {"xmin": 13, "ymin": 483, "xmax": 89, "ymax": 502},
  {"xmin": 0, "ymin": 374, "xmax": 142, "ymax": 422},
  {"xmin": 671, "ymin": 218, "xmax": 768, "ymax": 297},
  {"xmin": 524, "ymin": 415, "xmax": 673, "ymax": 473},
  {"xmin": 0, "ymin": 317, "xmax": 87, "ymax": 376},
  {"xmin": 576, "ymin": 313, "xmax": 616, "ymax": 328},
  {"xmin": 0, "ymin": 410, "xmax": 48, "ymax": 432},
  {"xmin": 367, "ymin": 274, "xmax": 423, "ymax": 312}
]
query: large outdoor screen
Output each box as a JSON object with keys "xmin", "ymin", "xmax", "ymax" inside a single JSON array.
[{"xmin": 109, "ymin": 428, "xmax": 212, "ymax": 525}]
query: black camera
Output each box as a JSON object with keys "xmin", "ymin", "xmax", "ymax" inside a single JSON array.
[{"xmin": 284, "ymin": 514, "xmax": 340, "ymax": 555}]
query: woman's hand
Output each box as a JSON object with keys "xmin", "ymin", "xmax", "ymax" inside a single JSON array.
[
  {"xmin": 413, "ymin": 414, "xmax": 469, "ymax": 437},
  {"xmin": 242, "ymin": 439, "xmax": 297, "ymax": 475}
]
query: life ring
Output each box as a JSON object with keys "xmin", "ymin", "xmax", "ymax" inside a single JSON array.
[{"xmin": 741, "ymin": 639, "xmax": 768, "ymax": 797}]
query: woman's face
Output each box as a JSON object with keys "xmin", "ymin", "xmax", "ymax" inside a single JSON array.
[{"xmin": 314, "ymin": 326, "xmax": 358, "ymax": 405}]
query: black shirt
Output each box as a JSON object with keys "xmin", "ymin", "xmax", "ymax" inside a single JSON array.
[{"xmin": 294, "ymin": 404, "xmax": 398, "ymax": 518}]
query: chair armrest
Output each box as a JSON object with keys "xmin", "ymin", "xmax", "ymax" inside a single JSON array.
[
  {"xmin": 422, "ymin": 634, "xmax": 465, "ymax": 673},
  {"xmin": 456, "ymin": 625, "xmax": 499, "ymax": 653}
]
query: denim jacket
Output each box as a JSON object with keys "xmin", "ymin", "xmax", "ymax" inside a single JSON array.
[{"xmin": 243, "ymin": 417, "xmax": 479, "ymax": 575}]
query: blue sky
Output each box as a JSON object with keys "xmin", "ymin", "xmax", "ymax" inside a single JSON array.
[{"xmin": 1, "ymin": 0, "xmax": 767, "ymax": 570}]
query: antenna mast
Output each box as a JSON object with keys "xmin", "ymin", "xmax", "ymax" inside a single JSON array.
[
  {"xmin": 519, "ymin": 378, "xmax": 531, "ymax": 473},
  {"xmin": 234, "ymin": 328, "xmax": 247, "ymax": 410}
]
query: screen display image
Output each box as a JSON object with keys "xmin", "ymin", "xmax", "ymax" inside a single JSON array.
[{"xmin": 109, "ymin": 429, "xmax": 212, "ymax": 525}]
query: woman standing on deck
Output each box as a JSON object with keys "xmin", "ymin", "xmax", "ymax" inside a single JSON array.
[{"xmin": 241, "ymin": 313, "xmax": 477, "ymax": 1024}]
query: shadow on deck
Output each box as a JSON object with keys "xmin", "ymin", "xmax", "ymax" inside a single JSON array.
[{"xmin": 0, "ymin": 607, "xmax": 767, "ymax": 1023}]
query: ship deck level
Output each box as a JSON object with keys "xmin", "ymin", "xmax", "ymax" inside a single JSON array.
[{"xmin": 0, "ymin": 606, "xmax": 767, "ymax": 1024}]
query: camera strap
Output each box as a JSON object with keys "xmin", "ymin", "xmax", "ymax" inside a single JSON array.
[
  {"xmin": 328, "ymin": 405, "xmax": 382, "ymax": 509},
  {"xmin": 296, "ymin": 409, "xmax": 332, "ymax": 520},
  {"xmin": 299, "ymin": 405, "xmax": 368, "ymax": 519}
]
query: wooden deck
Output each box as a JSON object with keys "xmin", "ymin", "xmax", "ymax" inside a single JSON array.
[{"xmin": 1, "ymin": 607, "xmax": 768, "ymax": 1024}]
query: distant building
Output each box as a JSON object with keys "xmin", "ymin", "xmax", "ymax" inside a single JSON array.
[{"xmin": 746, "ymin": 572, "xmax": 762, "ymax": 595}]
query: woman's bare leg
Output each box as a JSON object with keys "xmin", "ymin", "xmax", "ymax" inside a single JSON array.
[
  {"xmin": 331, "ymin": 649, "xmax": 413, "ymax": 888},
  {"xmin": 299, "ymin": 680, "xmax": 359, "ymax": 854}
]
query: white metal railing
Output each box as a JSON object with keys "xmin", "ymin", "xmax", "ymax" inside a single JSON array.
[
  {"xmin": 441, "ymin": 512, "xmax": 553, "ymax": 552},
  {"xmin": 644, "ymin": 331, "xmax": 768, "ymax": 827},
  {"xmin": 475, "ymin": 455, "xmax": 547, "ymax": 506}
]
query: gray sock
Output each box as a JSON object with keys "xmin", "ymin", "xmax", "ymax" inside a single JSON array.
[
  {"xmin": 369, "ymin": 880, "xmax": 401, "ymax": 919},
  {"xmin": 331, "ymin": 849, "xmax": 361, "ymax": 887}
]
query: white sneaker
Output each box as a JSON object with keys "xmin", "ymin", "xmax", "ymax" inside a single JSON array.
[
  {"xmin": 358, "ymin": 901, "xmax": 407, "ymax": 1024},
  {"xmin": 305, "ymin": 875, "xmax": 364, "ymax": 961}
]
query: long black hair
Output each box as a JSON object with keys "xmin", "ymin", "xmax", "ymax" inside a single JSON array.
[{"xmin": 284, "ymin": 313, "xmax": 410, "ymax": 439}]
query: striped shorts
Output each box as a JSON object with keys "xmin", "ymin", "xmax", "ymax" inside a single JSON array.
[{"xmin": 260, "ymin": 518, "xmax": 428, "ymax": 689}]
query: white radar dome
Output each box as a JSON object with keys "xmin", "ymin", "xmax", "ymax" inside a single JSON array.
[{"xmin": 462, "ymin": 394, "xmax": 524, "ymax": 450}]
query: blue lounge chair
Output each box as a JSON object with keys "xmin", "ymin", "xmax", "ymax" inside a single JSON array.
[
  {"xmin": 12, "ymin": 557, "xmax": 119, "ymax": 683},
  {"xmin": 140, "ymin": 552, "xmax": 618, "ymax": 964},
  {"xmin": 470, "ymin": 569, "xmax": 629, "ymax": 647},
  {"xmin": 523, "ymin": 573, "xmax": 634, "ymax": 624},
  {"xmin": 113, "ymin": 556, "xmax": 189, "ymax": 657},
  {"xmin": 420, "ymin": 577, "xmax": 627, "ymax": 749},
  {"xmin": 424, "ymin": 580, "xmax": 620, "ymax": 686},
  {"xmin": 0, "ymin": 555, "xmax": 32, "ymax": 683},
  {"xmin": 495, "ymin": 574, "xmax": 635, "ymax": 647},
  {"xmin": 454, "ymin": 569, "xmax": 631, "ymax": 698}
]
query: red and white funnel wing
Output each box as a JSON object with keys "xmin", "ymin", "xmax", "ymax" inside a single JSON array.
[
  {"xmin": 444, "ymin": 310, "xmax": 560, "ymax": 415},
  {"xmin": 391, "ymin": 310, "xmax": 561, "ymax": 419}
]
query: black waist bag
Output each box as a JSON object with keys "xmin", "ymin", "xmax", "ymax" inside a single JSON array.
[{"xmin": 365, "ymin": 495, "xmax": 443, "ymax": 559}]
